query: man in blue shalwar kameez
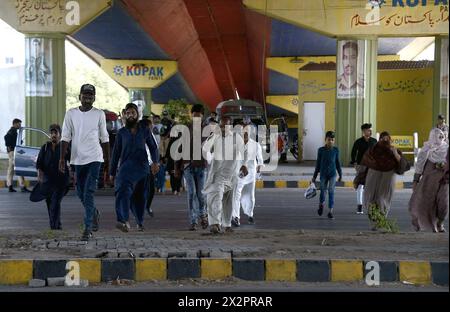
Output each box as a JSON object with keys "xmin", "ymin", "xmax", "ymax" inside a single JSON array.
[{"xmin": 110, "ymin": 103, "xmax": 160, "ymax": 232}]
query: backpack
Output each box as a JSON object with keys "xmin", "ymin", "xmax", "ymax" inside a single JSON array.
[{"xmin": 4, "ymin": 130, "xmax": 14, "ymax": 150}]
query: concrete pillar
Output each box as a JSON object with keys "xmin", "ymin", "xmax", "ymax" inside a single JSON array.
[
  {"xmin": 25, "ymin": 33, "xmax": 66, "ymax": 146},
  {"xmin": 335, "ymin": 38, "xmax": 378, "ymax": 165},
  {"xmin": 129, "ymin": 88, "xmax": 152, "ymax": 118},
  {"xmin": 433, "ymin": 36, "xmax": 449, "ymax": 125}
]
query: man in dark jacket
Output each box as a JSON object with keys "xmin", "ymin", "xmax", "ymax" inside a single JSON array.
[
  {"xmin": 4, "ymin": 118, "xmax": 30, "ymax": 193},
  {"xmin": 110, "ymin": 103, "xmax": 160, "ymax": 232},
  {"xmin": 36, "ymin": 124, "xmax": 70, "ymax": 230},
  {"xmin": 350, "ymin": 123, "xmax": 377, "ymax": 214}
]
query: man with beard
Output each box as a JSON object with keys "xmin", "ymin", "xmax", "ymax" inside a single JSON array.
[
  {"xmin": 202, "ymin": 116, "xmax": 248, "ymax": 234},
  {"xmin": 110, "ymin": 103, "xmax": 160, "ymax": 232},
  {"xmin": 60, "ymin": 84, "xmax": 110, "ymax": 241}
]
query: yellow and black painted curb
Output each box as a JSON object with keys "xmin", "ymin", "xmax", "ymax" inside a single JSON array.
[
  {"xmin": 0, "ymin": 259, "xmax": 446, "ymax": 286},
  {"xmin": 0, "ymin": 180, "xmax": 413, "ymax": 190},
  {"xmin": 254, "ymin": 180, "xmax": 412, "ymax": 189}
]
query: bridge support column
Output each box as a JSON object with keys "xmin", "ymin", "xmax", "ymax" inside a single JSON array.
[
  {"xmin": 25, "ymin": 33, "xmax": 66, "ymax": 146},
  {"xmin": 335, "ymin": 38, "xmax": 378, "ymax": 164},
  {"xmin": 433, "ymin": 36, "xmax": 449, "ymax": 125}
]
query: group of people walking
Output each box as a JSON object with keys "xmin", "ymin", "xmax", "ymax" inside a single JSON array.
[
  {"xmin": 4, "ymin": 84, "xmax": 262, "ymax": 240},
  {"xmin": 4, "ymin": 83, "xmax": 449, "ymax": 238},
  {"xmin": 311, "ymin": 116, "xmax": 448, "ymax": 233}
]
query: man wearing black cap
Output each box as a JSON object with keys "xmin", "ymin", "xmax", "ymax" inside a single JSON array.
[
  {"xmin": 110, "ymin": 103, "xmax": 159, "ymax": 232},
  {"xmin": 35, "ymin": 124, "xmax": 70, "ymax": 230},
  {"xmin": 60, "ymin": 84, "xmax": 110, "ymax": 241},
  {"xmin": 350, "ymin": 123, "xmax": 377, "ymax": 214}
]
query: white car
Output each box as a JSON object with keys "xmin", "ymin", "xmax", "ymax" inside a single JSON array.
[{"xmin": 14, "ymin": 127, "xmax": 50, "ymax": 177}]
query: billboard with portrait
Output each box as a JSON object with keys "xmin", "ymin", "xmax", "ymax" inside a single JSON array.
[
  {"xmin": 336, "ymin": 40, "xmax": 365, "ymax": 99},
  {"xmin": 25, "ymin": 37, "xmax": 53, "ymax": 97}
]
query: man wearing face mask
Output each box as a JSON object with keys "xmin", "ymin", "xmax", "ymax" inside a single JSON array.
[
  {"xmin": 60, "ymin": 84, "xmax": 110, "ymax": 241},
  {"xmin": 202, "ymin": 116, "xmax": 248, "ymax": 234},
  {"xmin": 110, "ymin": 103, "xmax": 160, "ymax": 233}
]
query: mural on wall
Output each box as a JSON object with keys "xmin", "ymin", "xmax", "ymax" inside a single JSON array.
[
  {"xmin": 377, "ymin": 78, "xmax": 432, "ymax": 94},
  {"xmin": 25, "ymin": 37, "xmax": 52, "ymax": 97},
  {"xmin": 441, "ymin": 38, "xmax": 449, "ymax": 99},
  {"xmin": 336, "ymin": 40, "xmax": 365, "ymax": 99},
  {"xmin": 299, "ymin": 80, "xmax": 335, "ymax": 96}
]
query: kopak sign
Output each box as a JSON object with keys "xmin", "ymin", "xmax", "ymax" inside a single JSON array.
[{"xmin": 101, "ymin": 59, "xmax": 178, "ymax": 89}]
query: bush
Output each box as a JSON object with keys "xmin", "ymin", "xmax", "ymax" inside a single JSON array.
[
  {"xmin": 164, "ymin": 99, "xmax": 192, "ymax": 125},
  {"xmin": 368, "ymin": 203, "xmax": 399, "ymax": 233}
]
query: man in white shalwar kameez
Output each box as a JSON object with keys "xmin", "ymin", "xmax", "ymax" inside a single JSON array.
[
  {"xmin": 231, "ymin": 127, "xmax": 264, "ymax": 226},
  {"xmin": 202, "ymin": 117, "xmax": 248, "ymax": 234}
]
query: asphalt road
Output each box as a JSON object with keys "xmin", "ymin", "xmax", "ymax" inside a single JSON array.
[{"xmin": 0, "ymin": 188, "xmax": 446, "ymax": 233}]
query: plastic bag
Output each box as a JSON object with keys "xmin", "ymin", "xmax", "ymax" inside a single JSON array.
[{"xmin": 304, "ymin": 182, "xmax": 317, "ymax": 199}]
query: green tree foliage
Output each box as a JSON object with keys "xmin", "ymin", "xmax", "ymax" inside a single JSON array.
[
  {"xmin": 66, "ymin": 58, "xmax": 128, "ymax": 114},
  {"xmin": 163, "ymin": 98, "xmax": 193, "ymax": 125}
]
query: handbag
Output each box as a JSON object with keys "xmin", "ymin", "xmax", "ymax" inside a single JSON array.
[{"xmin": 29, "ymin": 182, "xmax": 50, "ymax": 202}]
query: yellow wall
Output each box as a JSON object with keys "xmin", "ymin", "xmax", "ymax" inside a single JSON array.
[
  {"xmin": 377, "ymin": 68, "xmax": 433, "ymax": 147},
  {"xmin": 297, "ymin": 67, "xmax": 433, "ymax": 158},
  {"xmin": 266, "ymin": 95, "xmax": 299, "ymax": 114},
  {"xmin": 151, "ymin": 104, "xmax": 166, "ymax": 116}
]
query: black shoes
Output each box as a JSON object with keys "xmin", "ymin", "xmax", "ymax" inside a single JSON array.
[
  {"xmin": 231, "ymin": 217, "xmax": 240, "ymax": 227},
  {"xmin": 200, "ymin": 215, "xmax": 209, "ymax": 229},
  {"xmin": 356, "ymin": 205, "xmax": 364, "ymax": 214},
  {"xmin": 210, "ymin": 224, "xmax": 221, "ymax": 234},
  {"xmin": 248, "ymin": 217, "xmax": 255, "ymax": 225},
  {"xmin": 189, "ymin": 223, "xmax": 197, "ymax": 231},
  {"xmin": 92, "ymin": 209, "xmax": 100, "ymax": 232},
  {"xmin": 137, "ymin": 224, "xmax": 145, "ymax": 232},
  {"xmin": 81, "ymin": 230, "xmax": 92, "ymax": 241},
  {"xmin": 7, "ymin": 186, "xmax": 30, "ymax": 192},
  {"xmin": 318, "ymin": 204, "xmax": 334, "ymax": 219},
  {"xmin": 116, "ymin": 222, "xmax": 129, "ymax": 233},
  {"xmin": 318, "ymin": 204, "xmax": 324, "ymax": 216}
]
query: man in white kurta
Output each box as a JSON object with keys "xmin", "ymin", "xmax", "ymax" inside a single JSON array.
[
  {"xmin": 232, "ymin": 129, "xmax": 264, "ymax": 226},
  {"xmin": 202, "ymin": 117, "xmax": 248, "ymax": 234}
]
